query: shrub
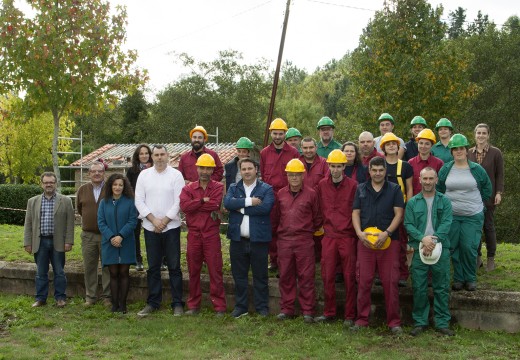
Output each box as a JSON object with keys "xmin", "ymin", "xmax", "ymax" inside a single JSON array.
[{"xmin": 0, "ymin": 184, "xmax": 41, "ymax": 225}]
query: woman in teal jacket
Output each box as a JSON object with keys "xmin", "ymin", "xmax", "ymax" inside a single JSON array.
[
  {"xmin": 436, "ymin": 134, "xmax": 491, "ymax": 292},
  {"xmin": 98, "ymin": 174, "xmax": 137, "ymax": 313}
]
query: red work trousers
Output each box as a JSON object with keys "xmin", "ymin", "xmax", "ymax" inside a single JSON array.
[
  {"xmin": 277, "ymin": 239, "xmax": 316, "ymax": 316},
  {"xmin": 398, "ymin": 222, "xmax": 409, "ymax": 281},
  {"xmin": 356, "ymin": 240, "xmax": 401, "ymax": 327},
  {"xmin": 186, "ymin": 233, "xmax": 226, "ymax": 312},
  {"xmin": 320, "ymin": 236, "xmax": 357, "ymax": 319}
]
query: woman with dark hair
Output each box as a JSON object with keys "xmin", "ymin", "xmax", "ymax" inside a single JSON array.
[
  {"xmin": 126, "ymin": 144, "xmax": 153, "ymax": 271},
  {"xmin": 342, "ymin": 141, "xmax": 368, "ymax": 184},
  {"xmin": 437, "ymin": 134, "xmax": 492, "ymax": 292},
  {"xmin": 98, "ymin": 174, "xmax": 137, "ymax": 313},
  {"xmin": 467, "ymin": 124, "xmax": 504, "ymax": 271}
]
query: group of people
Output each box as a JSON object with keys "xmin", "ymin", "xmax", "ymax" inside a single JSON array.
[{"xmin": 23, "ymin": 114, "xmax": 504, "ymax": 337}]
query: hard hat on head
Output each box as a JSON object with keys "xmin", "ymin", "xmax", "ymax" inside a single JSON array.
[
  {"xmin": 419, "ymin": 242, "xmax": 442, "ymax": 265},
  {"xmin": 195, "ymin": 153, "xmax": 216, "ymax": 167},
  {"xmin": 364, "ymin": 227, "xmax": 391, "ymax": 250},
  {"xmin": 190, "ymin": 126, "xmax": 208, "ymax": 141},
  {"xmin": 416, "ymin": 129, "xmax": 437, "ymax": 144},
  {"xmin": 326, "ymin": 149, "xmax": 347, "ymax": 164},
  {"xmin": 317, "ymin": 116, "xmax": 335, "ymax": 129},
  {"xmin": 435, "ymin": 118, "xmax": 453, "ymax": 131},
  {"xmin": 269, "ymin": 118, "xmax": 288, "ymax": 131},
  {"xmin": 448, "ymin": 134, "xmax": 469, "ymax": 149},
  {"xmin": 236, "ymin": 137, "xmax": 254, "ymax": 149},
  {"xmin": 410, "ymin": 116, "xmax": 428, "ymax": 128},
  {"xmin": 285, "ymin": 159, "xmax": 305, "ymax": 173},
  {"xmin": 285, "ymin": 128, "xmax": 302, "ymax": 140},
  {"xmin": 380, "ymin": 132, "xmax": 400, "ymax": 150},
  {"xmin": 378, "ymin": 113, "xmax": 395, "ymax": 124}
]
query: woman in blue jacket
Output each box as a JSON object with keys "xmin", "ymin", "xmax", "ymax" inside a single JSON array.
[{"xmin": 98, "ymin": 174, "xmax": 137, "ymax": 313}]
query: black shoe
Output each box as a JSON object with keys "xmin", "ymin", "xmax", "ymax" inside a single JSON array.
[
  {"xmin": 398, "ymin": 279, "xmax": 408, "ymax": 288},
  {"xmin": 335, "ymin": 273, "xmax": 344, "ymax": 283},
  {"xmin": 185, "ymin": 308, "xmax": 200, "ymax": 315},
  {"xmin": 436, "ymin": 328, "xmax": 455, "ymax": 336},
  {"xmin": 231, "ymin": 308, "xmax": 248, "ymax": 319},
  {"xmin": 452, "ymin": 282, "xmax": 463, "ymax": 291},
  {"xmin": 410, "ymin": 326, "xmax": 426, "ymax": 336},
  {"xmin": 350, "ymin": 324, "xmax": 368, "ymax": 332},
  {"xmin": 160, "ymin": 264, "xmax": 168, "ymax": 271},
  {"xmin": 135, "ymin": 262, "xmax": 144, "ymax": 271},
  {"xmin": 374, "ymin": 277, "xmax": 382, "ymax": 286},
  {"xmin": 465, "ymin": 282, "xmax": 477, "ymax": 291},
  {"xmin": 390, "ymin": 326, "xmax": 403, "ymax": 335},
  {"xmin": 303, "ymin": 315, "xmax": 315, "ymax": 324},
  {"xmin": 268, "ymin": 263, "xmax": 278, "ymax": 271},
  {"xmin": 277, "ymin": 313, "xmax": 293, "ymax": 321}
]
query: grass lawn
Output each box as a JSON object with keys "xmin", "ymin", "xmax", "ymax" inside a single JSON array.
[
  {"xmin": 1, "ymin": 293, "xmax": 520, "ymax": 360},
  {"xmin": 1, "ymin": 224, "xmax": 519, "ymax": 291}
]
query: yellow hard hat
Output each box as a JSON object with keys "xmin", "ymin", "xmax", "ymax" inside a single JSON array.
[
  {"xmin": 379, "ymin": 132, "xmax": 400, "ymax": 150},
  {"xmin": 326, "ymin": 149, "xmax": 347, "ymax": 164},
  {"xmin": 195, "ymin": 153, "xmax": 216, "ymax": 167},
  {"xmin": 190, "ymin": 126, "xmax": 208, "ymax": 141},
  {"xmin": 364, "ymin": 227, "xmax": 391, "ymax": 250},
  {"xmin": 269, "ymin": 118, "xmax": 289, "ymax": 131},
  {"xmin": 285, "ymin": 159, "xmax": 305, "ymax": 173},
  {"xmin": 416, "ymin": 128, "xmax": 437, "ymax": 144}
]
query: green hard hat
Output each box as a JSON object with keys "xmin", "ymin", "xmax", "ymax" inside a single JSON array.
[
  {"xmin": 410, "ymin": 116, "xmax": 428, "ymax": 128},
  {"xmin": 285, "ymin": 127, "xmax": 302, "ymax": 139},
  {"xmin": 235, "ymin": 137, "xmax": 254, "ymax": 149},
  {"xmin": 316, "ymin": 116, "xmax": 335, "ymax": 129},
  {"xmin": 378, "ymin": 113, "xmax": 395, "ymax": 124},
  {"xmin": 448, "ymin": 134, "xmax": 469, "ymax": 148},
  {"xmin": 435, "ymin": 118, "xmax": 453, "ymax": 131}
]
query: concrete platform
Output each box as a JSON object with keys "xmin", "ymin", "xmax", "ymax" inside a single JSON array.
[{"xmin": 0, "ymin": 261, "xmax": 518, "ymax": 333}]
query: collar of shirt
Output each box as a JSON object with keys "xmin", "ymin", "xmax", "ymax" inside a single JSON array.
[
  {"xmin": 42, "ymin": 192, "xmax": 57, "ymax": 201},
  {"xmin": 243, "ymin": 180, "xmax": 257, "ymax": 196}
]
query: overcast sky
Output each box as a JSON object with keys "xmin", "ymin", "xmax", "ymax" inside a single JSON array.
[{"xmin": 16, "ymin": 0, "xmax": 518, "ymax": 97}]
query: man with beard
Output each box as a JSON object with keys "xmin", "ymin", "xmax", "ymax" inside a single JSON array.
[
  {"xmin": 260, "ymin": 118, "xmax": 299, "ymax": 271},
  {"xmin": 316, "ymin": 117, "xmax": 342, "ymax": 158},
  {"xmin": 178, "ymin": 125, "xmax": 224, "ymax": 184},
  {"xmin": 405, "ymin": 167, "xmax": 454, "ymax": 336}
]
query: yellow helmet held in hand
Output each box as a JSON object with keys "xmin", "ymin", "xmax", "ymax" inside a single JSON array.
[
  {"xmin": 269, "ymin": 118, "xmax": 289, "ymax": 131},
  {"xmin": 364, "ymin": 227, "xmax": 391, "ymax": 250},
  {"xmin": 195, "ymin": 153, "xmax": 216, "ymax": 167},
  {"xmin": 285, "ymin": 159, "xmax": 305, "ymax": 173},
  {"xmin": 326, "ymin": 149, "xmax": 348, "ymax": 164}
]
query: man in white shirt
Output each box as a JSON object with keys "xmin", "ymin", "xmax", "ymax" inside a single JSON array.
[{"xmin": 135, "ymin": 145, "xmax": 186, "ymax": 317}]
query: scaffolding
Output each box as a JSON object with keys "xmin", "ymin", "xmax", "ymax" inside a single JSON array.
[{"xmin": 57, "ymin": 130, "xmax": 83, "ymax": 192}]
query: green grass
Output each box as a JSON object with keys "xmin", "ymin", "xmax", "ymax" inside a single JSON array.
[
  {"xmin": 0, "ymin": 293, "xmax": 519, "ymax": 360},
  {"xmin": 1, "ymin": 224, "xmax": 518, "ymax": 291}
]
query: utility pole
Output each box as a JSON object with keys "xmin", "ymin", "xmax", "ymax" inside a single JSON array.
[{"xmin": 263, "ymin": 0, "xmax": 291, "ymax": 147}]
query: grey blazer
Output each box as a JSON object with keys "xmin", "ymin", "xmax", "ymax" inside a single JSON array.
[{"xmin": 23, "ymin": 193, "xmax": 75, "ymax": 254}]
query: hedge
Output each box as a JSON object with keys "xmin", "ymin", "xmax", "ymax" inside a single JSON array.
[{"xmin": 0, "ymin": 185, "xmax": 76, "ymax": 225}]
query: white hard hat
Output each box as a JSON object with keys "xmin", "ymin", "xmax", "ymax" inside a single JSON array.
[{"xmin": 419, "ymin": 242, "xmax": 442, "ymax": 265}]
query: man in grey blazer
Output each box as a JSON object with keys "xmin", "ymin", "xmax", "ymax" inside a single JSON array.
[{"xmin": 24, "ymin": 172, "xmax": 75, "ymax": 308}]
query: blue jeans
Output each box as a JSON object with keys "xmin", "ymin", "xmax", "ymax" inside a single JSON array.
[
  {"xmin": 34, "ymin": 236, "xmax": 67, "ymax": 301},
  {"xmin": 229, "ymin": 238, "xmax": 269, "ymax": 313},
  {"xmin": 144, "ymin": 227, "xmax": 183, "ymax": 309}
]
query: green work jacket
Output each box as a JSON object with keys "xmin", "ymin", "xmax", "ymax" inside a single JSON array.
[{"xmin": 436, "ymin": 160, "xmax": 492, "ymax": 204}]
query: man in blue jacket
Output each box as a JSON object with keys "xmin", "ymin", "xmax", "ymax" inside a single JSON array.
[{"xmin": 224, "ymin": 158, "xmax": 275, "ymax": 318}]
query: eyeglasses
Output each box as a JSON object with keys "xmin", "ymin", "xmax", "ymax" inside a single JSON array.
[
  {"xmin": 90, "ymin": 170, "xmax": 104, "ymax": 174},
  {"xmin": 42, "ymin": 182, "xmax": 56, "ymax": 185}
]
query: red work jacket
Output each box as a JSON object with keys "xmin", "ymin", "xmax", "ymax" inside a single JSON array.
[
  {"xmin": 179, "ymin": 180, "xmax": 224, "ymax": 238},
  {"xmin": 362, "ymin": 148, "xmax": 384, "ymax": 166},
  {"xmin": 178, "ymin": 147, "xmax": 224, "ymax": 182},
  {"xmin": 260, "ymin": 142, "xmax": 299, "ymax": 193},
  {"xmin": 408, "ymin": 154, "xmax": 444, "ymax": 195},
  {"xmin": 300, "ymin": 155, "xmax": 329, "ymax": 190},
  {"xmin": 317, "ymin": 175, "xmax": 358, "ymax": 238},
  {"xmin": 274, "ymin": 186, "xmax": 322, "ymax": 242}
]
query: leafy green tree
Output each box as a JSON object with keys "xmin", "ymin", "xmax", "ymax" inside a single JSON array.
[
  {"xmin": 148, "ymin": 50, "xmax": 271, "ymax": 144},
  {"xmin": 0, "ymin": 0, "xmax": 146, "ymax": 185},
  {"xmin": 448, "ymin": 7, "xmax": 467, "ymax": 39},
  {"xmin": 346, "ymin": 0, "xmax": 476, "ymax": 137},
  {"xmin": 0, "ymin": 95, "xmax": 72, "ymax": 184}
]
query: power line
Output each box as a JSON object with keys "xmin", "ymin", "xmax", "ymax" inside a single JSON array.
[
  {"xmin": 303, "ymin": 0, "xmax": 377, "ymax": 12},
  {"xmin": 142, "ymin": 0, "xmax": 274, "ymax": 53}
]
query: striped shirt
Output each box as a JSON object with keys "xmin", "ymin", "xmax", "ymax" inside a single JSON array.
[{"xmin": 40, "ymin": 193, "xmax": 56, "ymax": 236}]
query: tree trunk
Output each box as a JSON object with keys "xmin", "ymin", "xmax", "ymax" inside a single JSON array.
[{"xmin": 52, "ymin": 110, "xmax": 61, "ymax": 190}]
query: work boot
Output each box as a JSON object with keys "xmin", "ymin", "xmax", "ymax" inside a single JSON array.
[
  {"xmin": 476, "ymin": 255, "xmax": 483, "ymax": 269},
  {"xmin": 486, "ymin": 257, "xmax": 495, "ymax": 272}
]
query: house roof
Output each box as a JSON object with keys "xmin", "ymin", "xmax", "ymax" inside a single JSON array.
[{"xmin": 70, "ymin": 143, "xmax": 238, "ymax": 169}]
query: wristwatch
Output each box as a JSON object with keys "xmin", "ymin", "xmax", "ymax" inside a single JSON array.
[{"xmin": 385, "ymin": 229, "xmax": 393, "ymax": 237}]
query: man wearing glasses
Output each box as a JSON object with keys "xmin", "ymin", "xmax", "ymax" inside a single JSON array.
[{"xmin": 24, "ymin": 172, "xmax": 75, "ymax": 308}]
